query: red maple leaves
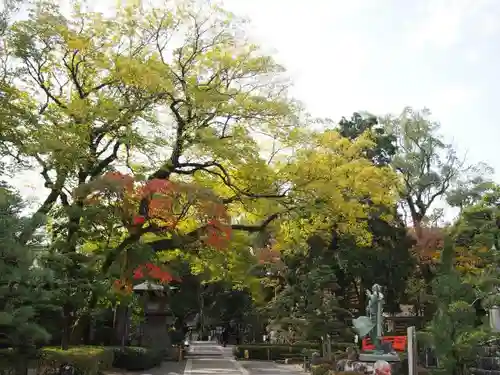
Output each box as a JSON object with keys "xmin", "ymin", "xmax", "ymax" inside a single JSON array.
[
  {"xmin": 205, "ymin": 219, "xmax": 231, "ymax": 248},
  {"xmin": 88, "ymin": 172, "xmax": 234, "ymax": 294},
  {"xmin": 86, "ymin": 172, "xmax": 232, "ymax": 249},
  {"xmin": 112, "ymin": 262, "xmax": 177, "ymax": 295},
  {"xmin": 133, "ymin": 263, "xmax": 176, "ymax": 283}
]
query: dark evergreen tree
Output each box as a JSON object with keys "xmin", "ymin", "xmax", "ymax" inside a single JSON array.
[{"xmin": 0, "ymin": 185, "xmax": 53, "ymax": 375}]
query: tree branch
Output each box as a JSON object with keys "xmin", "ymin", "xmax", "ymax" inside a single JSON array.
[{"xmin": 102, "ymin": 210, "xmax": 289, "ymax": 273}]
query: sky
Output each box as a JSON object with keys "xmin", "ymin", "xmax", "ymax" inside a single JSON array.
[
  {"xmin": 8, "ymin": 0, "xmax": 500, "ymax": 218},
  {"xmin": 222, "ymin": 0, "xmax": 500, "ymax": 175}
]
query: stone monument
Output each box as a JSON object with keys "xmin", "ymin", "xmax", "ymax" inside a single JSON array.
[{"xmin": 352, "ymin": 283, "xmax": 400, "ymax": 363}]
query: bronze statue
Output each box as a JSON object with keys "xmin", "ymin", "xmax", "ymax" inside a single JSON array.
[{"xmin": 352, "ymin": 283, "xmax": 385, "ymax": 352}]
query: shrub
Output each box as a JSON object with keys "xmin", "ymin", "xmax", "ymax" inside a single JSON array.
[
  {"xmin": 233, "ymin": 344, "xmax": 320, "ymax": 361},
  {"xmin": 311, "ymin": 363, "xmax": 334, "ymax": 375},
  {"xmin": 38, "ymin": 346, "xmax": 114, "ymax": 375},
  {"xmin": 111, "ymin": 346, "xmax": 164, "ymax": 371}
]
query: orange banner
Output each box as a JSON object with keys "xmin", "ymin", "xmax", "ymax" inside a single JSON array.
[{"xmin": 362, "ymin": 336, "xmax": 407, "ymax": 352}]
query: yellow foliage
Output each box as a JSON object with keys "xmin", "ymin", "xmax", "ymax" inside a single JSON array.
[{"xmin": 272, "ymin": 129, "xmax": 401, "ymax": 249}]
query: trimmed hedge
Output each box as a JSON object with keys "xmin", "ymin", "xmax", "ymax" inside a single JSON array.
[
  {"xmin": 38, "ymin": 346, "xmax": 114, "ymax": 375},
  {"xmin": 233, "ymin": 344, "xmax": 320, "ymax": 361},
  {"xmin": 111, "ymin": 346, "xmax": 164, "ymax": 371}
]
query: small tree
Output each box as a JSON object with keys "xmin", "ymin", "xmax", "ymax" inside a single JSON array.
[{"xmin": 0, "ymin": 186, "xmax": 53, "ymax": 375}]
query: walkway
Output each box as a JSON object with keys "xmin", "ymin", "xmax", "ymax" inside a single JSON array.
[{"xmin": 184, "ymin": 341, "xmax": 306, "ymax": 375}]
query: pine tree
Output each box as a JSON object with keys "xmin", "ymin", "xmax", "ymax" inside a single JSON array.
[{"xmin": 0, "ymin": 185, "xmax": 52, "ymax": 375}]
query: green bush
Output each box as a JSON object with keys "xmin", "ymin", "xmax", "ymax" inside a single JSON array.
[
  {"xmin": 233, "ymin": 344, "xmax": 320, "ymax": 361},
  {"xmin": 111, "ymin": 346, "xmax": 164, "ymax": 371},
  {"xmin": 38, "ymin": 346, "xmax": 114, "ymax": 375}
]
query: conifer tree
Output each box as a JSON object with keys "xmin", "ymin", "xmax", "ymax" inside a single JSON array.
[{"xmin": 0, "ymin": 185, "xmax": 52, "ymax": 375}]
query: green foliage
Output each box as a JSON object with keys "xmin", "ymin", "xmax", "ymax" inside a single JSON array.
[
  {"xmin": 111, "ymin": 346, "xmax": 163, "ymax": 371},
  {"xmin": 452, "ymin": 183, "xmax": 500, "ymax": 252},
  {"xmin": 0, "ymin": 186, "xmax": 53, "ymax": 351},
  {"xmin": 384, "ymin": 107, "xmax": 463, "ymax": 232},
  {"xmin": 0, "ymin": 3, "xmax": 498, "ymax": 373},
  {"xmin": 423, "ymin": 237, "xmax": 491, "ymax": 375},
  {"xmin": 338, "ymin": 112, "xmax": 397, "ymax": 167},
  {"xmin": 38, "ymin": 346, "xmax": 114, "ymax": 375},
  {"xmin": 334, "ymin": 214, "xmax": 416, "ymax": 313},
  {"xmin": 265, "ymin": 235, "xmax": 353, "ymax": 342}
]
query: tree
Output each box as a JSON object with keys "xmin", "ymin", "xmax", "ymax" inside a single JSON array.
[
  {"xmin": 0, "ymin": 0, "xmax": 21, "ymax": 34},
  {"xmin": 383, "ymin": 107, "xmax": 461, "ymax": 240},
  {"xmin": 422, "ymin": 237, "xmax": 491, "ymax": 375},
  {"xmin": 3, "ymin": 0, "xmax": 399, "ymax": 275},
  {"xmin": 449, "ymin": 183, "xmax": 500, "ymax": 274},
  {"xmin": 338, "ymin": 112, "xmax": 397, "ymax": 167},
  {"xmin": 334, "ymin": 112, "xmax": 414, "ymax": 313},
  {"xmin": 266, "ymin": 235, "xmax": 353, "ymax": 342},
  {"xmin": 446, "ymin": 163, "xmax": 495, "ymax": 213},
  {"xmin": 1, "ymin": 0, "xmax": 400, "ymax": 351},
  {"xmin": 334, "ymin": 216, "xmax": 416, "ymax": 314},
  {"xmin": 0, "ymin": 186, "xmax": 53, "ymax": 375}
]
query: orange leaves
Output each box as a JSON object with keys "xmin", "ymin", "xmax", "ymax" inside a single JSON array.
[
  {"xmin": 255, "ymin": 246, "xmax": 281, "ymax": 265},
  {"xmin": 86, "ymin": 172, "xmax": 232, "ymax": 248},
  {"xmin": 133, "ymin": 262, "xmax": 176, "ymax": 283},
  {"xmin": 112, "ymin": 262, "xmax": 178, "ymax": 295},
  {"xmin": 113, "ymin": 279, "xmax": 133, "ymax": 295},
  {"xmin": 205, "ymin": 219, "xmax": 232, "ymax": 248},
  {"xmin": 103, "ymin": 171, "xmax": 135, "ymax": 193}
]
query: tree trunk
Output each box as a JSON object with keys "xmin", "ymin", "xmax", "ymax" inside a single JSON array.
[
  {"xmin": 113, "ymin": 304, "xmax": 129, "ymax": 347},
  {"xmin": 14, "ymin": 349, "xmax": 29, "ymax": 375},
  {"xmin": 61, "ymin": 304, "xmax": 72, "ymax": 350}
]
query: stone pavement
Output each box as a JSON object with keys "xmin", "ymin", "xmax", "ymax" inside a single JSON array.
[{"xmin": 184, "ymin": 341, "xmax": 307, "ymax": 375}]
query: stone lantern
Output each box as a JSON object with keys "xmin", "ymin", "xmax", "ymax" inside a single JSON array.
[{"xmin": 133, "ymin": 282, "xmax": 176, "ymax": 349}]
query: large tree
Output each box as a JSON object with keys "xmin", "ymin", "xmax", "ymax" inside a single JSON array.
[
  {"xmin": 382, "ymin": 107, "xmax": 462, "ymax": 239},
  {"xmin": 333, "ymin": 112, "xmax": 415, "ymax": 313},
  {"xmin": 2, "ymin": 0, "xmax": 399, "ymax": 267},
  {"xmin": 2, "ymin": 0, "xmax": 399, "ymax": 347}
]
